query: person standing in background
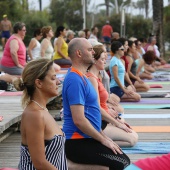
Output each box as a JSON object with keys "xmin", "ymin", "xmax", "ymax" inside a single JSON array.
[
  {"xmin": 0, "ymin": 14, "xmax": 12, "ymax": 50},
  {"xmin": 102, "ymin": 20, "xmax": 113, "ymax": 52}
]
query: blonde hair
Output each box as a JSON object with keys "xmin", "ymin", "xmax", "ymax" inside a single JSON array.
[
  {"xmin": 13, "ymin": 58, "xmax": 53, "ymax": 108},
  {"xmin": 41, "ymin": 26, "xmax": 52, "ymax": 38}
]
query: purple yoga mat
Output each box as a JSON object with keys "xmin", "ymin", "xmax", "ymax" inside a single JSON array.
[{"xmin": 121, "ymin": 99, "xmax": 170, "ymax": 104}]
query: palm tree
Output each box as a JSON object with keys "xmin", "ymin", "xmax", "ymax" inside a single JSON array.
[
  {"xmin": 97, "ymin": 0, "xmax": 112, "ymax": 17},
  {"xmin": 38, "ymin": 0, "xmax": 42, "ymax": 11},
  {"xmin": 110, "ymin": 0, "xmax": 132, "ymax": 14},
  {"xmin": 144, "ymin": 0, "xmax": 149, "ymax": 18},
  {"xmin": 152, "ymin": 0, "xmax": 164, "ymax": 57}
]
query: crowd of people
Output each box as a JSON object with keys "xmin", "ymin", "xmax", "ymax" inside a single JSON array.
[{"xmin": 0, "ymin": 15, "xmax": 170, "ymax": 170}]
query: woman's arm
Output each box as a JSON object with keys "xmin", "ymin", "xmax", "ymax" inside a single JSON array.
[
  {"xmin": 24, "ymin": 110, "xmax": 58, "ymax": 170},
  {"xmin": 10, "ymin": 39, "xmax": 23, "ymax": 68},
  {"xmin": 89, "ymin": 76, "xmax": 131, "ymax": 133},
  {"xmin": 28, "ymin": 38, "xmax": 36, "ymax": 60},
  {"xmin": 136, "ymin": 59, "xmax": 144, "ymax": 76}
]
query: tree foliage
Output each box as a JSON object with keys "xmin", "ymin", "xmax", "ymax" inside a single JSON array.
[
  {"xmin": 49, "ymin": 0, "xmax": 83, "ymax": 31},
  {"xmin": 0, "ymin": 0, "xmax": 24, "ymax": 23},
  {"xmin": 94, "ymin": 12, "xmax": 152, "ymax": 40},
  {"xmin": 22, "ymin": 10, "xmax": 54, "ymax": 46}
]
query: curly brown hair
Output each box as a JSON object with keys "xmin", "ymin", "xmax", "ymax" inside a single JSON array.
[{"xmin": 41, "ymin": 26, "xmax": 52, "ymax": 38}]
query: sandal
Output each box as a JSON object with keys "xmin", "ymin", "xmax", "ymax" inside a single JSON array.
[{"xmin": 0, "ymin": 116, "xmax": 3, "ymax": 122}]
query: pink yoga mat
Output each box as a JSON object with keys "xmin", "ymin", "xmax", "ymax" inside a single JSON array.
[
  {"xmin": 149, "ymin": 84, "xmax": 163, "ymax": 88},
  {"xmin": 0, "ymin": 91, "xmax": 22, "ymax": 96},
  {"xmin": 163, "ymin": 64, "xmax": 170, "ymax": 68}
]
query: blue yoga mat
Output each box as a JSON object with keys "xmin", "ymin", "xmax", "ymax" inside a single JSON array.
[
  {"xmin": 122, "ymin": 142, "xmax": 170, "ymax": 154},
  {"xmin": 122, "ymin": 104, "xmax": 170, "ymax": 109},
  {"xmin": 123, "ymin": 114, "xmax": 170, "ymax": 119},
  {"xmin": 121, "ymin": 99, "xmax": 170, "ymax": 104}
]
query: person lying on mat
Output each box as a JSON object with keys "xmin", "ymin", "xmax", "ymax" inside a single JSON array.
[
  {"xmin": 62, "ymin": 38, "xmax": 130, "ymax": 170},
  {"xmin": 125, "ymin": 153, "xmax": 170, "ymax": 170},
  {"xmin": 109, "ymin": 41, "xmax": 141, "ymax": 102},
  {"xmin": 86, "ymin": 44, "xmax": 138, "ymax": 147},
  {"xmin": 13, "ymin": 58, "xmax": 68, "ymax": 170}
]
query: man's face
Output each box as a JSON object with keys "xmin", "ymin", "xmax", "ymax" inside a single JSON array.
[{"xmin": 81, "ymin": 40, "xmax": 95, "ymax": 65}]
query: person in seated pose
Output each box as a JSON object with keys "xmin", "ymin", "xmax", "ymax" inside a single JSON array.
[
  {"xmin": 135, "ymin": 51, "xmax": 156, "ymax": 80},
  {"xmin": 109, "ymin": 41, "xmax": 141, "ymax": 102},
  {"xmin": 86, "ymin": 44, "xmax": 138, "ymax": 147},
  {"xmin": 13, "ymin": 58, "xmax": 68, "ymax": 170},
  {"xmin": 62, "ymin": 38, "xmax": 130, "ymax": 170},
  {"xmin": 0, "ymin": 22, "xmax": 26, "ymax": 75},
  {"xmin": 126, "ymin": 40, "xmax": 150, "ymax": 92},
  {"xmin": 28, "ymin": 28, "xmax": 42, "ymax": 60}
]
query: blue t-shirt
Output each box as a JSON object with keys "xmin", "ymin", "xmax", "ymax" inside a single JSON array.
[
  {"xmin": 109, "ymin": 56, "xmax": 125, "ymax": 88},
  {"xmin": 62, "ymin": 68, "xmax": 101, "ymax": 139}
]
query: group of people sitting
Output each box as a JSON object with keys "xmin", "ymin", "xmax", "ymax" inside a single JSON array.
[{"xmin": 0, "ymin": 22, "xmax": 169, "ymax": 170}]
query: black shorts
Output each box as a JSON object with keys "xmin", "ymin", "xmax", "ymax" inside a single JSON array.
[{"xmin": 65, "ymin": 138, "xmax": 130, "ymax": 170}]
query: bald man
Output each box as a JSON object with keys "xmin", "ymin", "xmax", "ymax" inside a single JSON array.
[{"xmin": 62, "ymin": 38, "xmax": 130, "ymax": 170}]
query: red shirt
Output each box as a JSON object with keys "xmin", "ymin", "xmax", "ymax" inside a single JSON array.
[
  {"xmin": 102, "ymin": 25, "xmax": 113, "ymax": 38},
  {"xmin": 86, "ymin": 72, "xmax": 109, "ymax": 113}
]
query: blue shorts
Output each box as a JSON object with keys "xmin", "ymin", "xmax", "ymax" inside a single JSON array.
[
  {"xmin": 110, "ymin": 86, "xmax": 124, "ymax": 98},
  {"xmin": 103, "ymin": 36, "xmax": 111, "ymax": 44},
  {"xmin": 1, "ymin": 31, "xmax": 10, "ymax": 39}
]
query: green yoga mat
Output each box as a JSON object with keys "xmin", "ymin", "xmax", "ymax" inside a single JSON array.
[
  {"xmin": 145, "ymin": 81, "xmax": 170, "ymax": 85},
  {"xmin": 122, "ymin": 104, "xmax": 170, "ymax": 109}
]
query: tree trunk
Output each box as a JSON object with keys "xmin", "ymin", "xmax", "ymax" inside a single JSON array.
[
  {"xmin": 152, "ymin": 0, "xmax": 165, "ymax": 57},
  {"xmin": 39, "ymin": 0, "xmax": 42, "ymax": 11},
  {"xmin": 145, "ymin": 0, "xmax": 149, "ymax": 18},
  {"xmin": 105, "ymin": 0, "xmax": 110, "ymax": 17}
]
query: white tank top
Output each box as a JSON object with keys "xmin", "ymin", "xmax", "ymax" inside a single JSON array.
[{"xmin": 31, "ymin": 38, "xmax": 41, "ymax": 59}]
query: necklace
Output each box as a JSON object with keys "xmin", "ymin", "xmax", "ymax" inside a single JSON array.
[{"xmin": 31, "ymin": 100, "xmax": 48, "ymax": 111}]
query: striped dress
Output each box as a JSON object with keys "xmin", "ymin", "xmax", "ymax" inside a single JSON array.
[{"xmin": 19, "ymin": 134, "xmax": 68, "ymax": 170}]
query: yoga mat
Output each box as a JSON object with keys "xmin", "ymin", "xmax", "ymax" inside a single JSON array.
[
  {"xmin": 145, "ymin": 81, "xmax": 170, "ymax": 85},
  {"xmin": 121, "ymin": 99, "xmax": 170, "ymax": 104},
  {"xmin": 163, "ymin": 64, "xmax": 170, "ymax": 68},
  {"xmin": 122, "ymin": 142, "xmax": 170, "ymax": 154},
  {"xmin": 149, "ymin": 84, "xmax": 163, "ymax": 88},
  {"xmin": 124, "ymin": 114, "xmax": 170, "ymax": 119},
  {"xmin": 0, "ymin": 91, "xmax": 23, "ymax": 96},
  {"xmin": 131, "ymin": 126, "xmax": 170, "ymax": 132},
  {"xmin": 152, "ymin": 71, "xmax": 170, "ymax": 76},
  {"xmin": 139, "ymin": 93, "xmax": 167, "ymax": 98},
  {"xmin": 139, "ymin": 90, "xmax": 170, "ymax": 93},
  {"xmin": 122, "ymin": 104, "xmax": 170, "ymax": 109}
]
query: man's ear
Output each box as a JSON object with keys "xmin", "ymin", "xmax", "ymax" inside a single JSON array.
[
  {"xmin": 35, "ymin": 79, "xmax": 42, "ymax": 89},
  {"xmin": 76, "ymin": 50, "xmax": 82, "ymax": 58}
]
